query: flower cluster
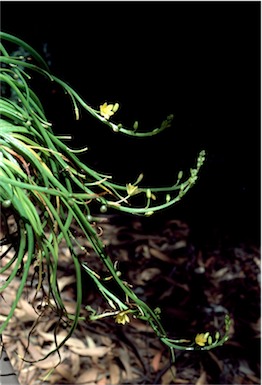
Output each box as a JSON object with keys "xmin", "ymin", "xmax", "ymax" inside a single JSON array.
[{"xmin": 195, "ymin": 331, "xmax": 221, "ymax": 347}]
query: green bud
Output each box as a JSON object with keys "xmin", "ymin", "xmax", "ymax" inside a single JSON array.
[
  {"xmin": 215, "ymin": 331, "xmax": 220, "ymax": 340},
  {"xmin": 208, "ymin": 335, "xmax": 213, "ymax": 345},
  {"xmin": 146, "ymin": 189, "xmax": 152, "ymax": 199},
  {"xmin": 112, "ymin": 103, "xmax": 120, "ymax": 112},
  {"xmin": 166, "ymin": 194, "xmax": 171, "ymax": 203},
  {"xmin": 133, "ymin": 121, "xmax": 139, "ymax": 130},
  {"xmin": 87, "ymin": 215, "xmax": 93, "ymax": 222},
  {"xmin": 2, "ymin": 199, "xmax": 11, "ymax": 208},
  {"xmin": 136, "ymin": 173, "xmax": 144, "ymax": 184},
  {"xmin": 145, "ymin": 211, "xmax": 154, "ymax": 217},
  {"xmin": 113, "ymin": 125, "xmax": 120, "ymax": 132},
  {"xmin": 100, "ymin": 205, "xmax": 107, "ymax": 213},
  {"xmin": 190, "ymin": 168, "xmax": 197, "ymax": 177},
  {"xmin": 178, "ymin": 171, "xmax": 183, "ymax": 180}
]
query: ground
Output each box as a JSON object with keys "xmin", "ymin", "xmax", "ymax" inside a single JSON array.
[{"xmin": 1, "ymin": 213, "xmax": 260, "ymax": 385}]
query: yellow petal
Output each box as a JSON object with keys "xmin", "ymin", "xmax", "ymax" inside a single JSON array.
[
  {"xmin": 115, "ymin": 312, "xmax": 130, "ymax": 325},
  {"xmin": 126, "ymin": 183, "xmax": 139, "ymax": 196},
  {"xmin": 195, "ymin": 333, "xmax": 208, "ymax": 346},
  {"xmin": 100, "ymin": 102, "xmax": 115, "ymax": 120}
]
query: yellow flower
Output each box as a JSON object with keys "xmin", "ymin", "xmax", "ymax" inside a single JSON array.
[
  {"xmin": 195, "ymin": 332, "xmax": 209, "ymax": 347},
  {"xmin": 100, "ymin": 102, "xmax": 115, "ymax": 120},
  {"xmin": 126, "ymin": 183, "xmax": 139, "ymax": 196},
  {"xmin": 115, "ymin": 311, "xmax": 130, "ymax": 325}
]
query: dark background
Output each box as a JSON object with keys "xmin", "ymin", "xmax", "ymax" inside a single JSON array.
[{"xmin": 1, "ymin": 1, "xmax": 261, "ymax": 246}]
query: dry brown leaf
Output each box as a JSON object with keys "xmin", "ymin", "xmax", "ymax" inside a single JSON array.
[
  {"xmin": 28, "ymin": 371, "xmax": 39, "ymax": 385},
  {"xmin": 118, "ymin": 347, "xmax": 133, "ymax": 380},
  {"xmin": 171, "ymin": 240, "xmax": 187, "ymax": 250},
  {"xmin": 97, "ymin": 377, "xmax": 107, "ymax": 385},
  {"xmin": 63, "ymin": 300, "xmax": 78, "ymax": 314},
  {"xmin": 30, "ymin": 356, "xmax": 62, "ymax": 370},
  {"xmin": 129, "ymin": 317, "xmax": 154, "ymax": 332},
  {"xmin": 42, "ymin": 318, "xmax": 60, "ymax": 333},
  {"xmin": 57, "ymin": 275, "xmax": 76, "ymax": 291},
  {"xmin": 137, "ymin": 267, "xmax": 161, "ymax": 285},
  {"xmin": 174, "ymin": 378, "xmax": 190, "ymax": 384},
  {"xmin": 76, "ymin": 368, "xmax": 98, "ymax": 384},
  {"xmin": 195, "ymin": 370, "xmax": 207, "ymax": 385},
  {"xmin": 109, "ymin": 362, "xmax": 121, "ymax": 385},
  {"xmin": 14, "ymin": 299, "xmax": 39, "ymax": 322},
  {"xmin": 211, "ymin": 267, "xmax": 229, "ymax": 279},
  {"xmin": 1, "ymin": 300, "xmax": 12, "ymax": 316},
  {"xmin": 253, "ymin": 256, "xmax": 260, "ymax": 268},
  {"xmin": 19, "ymin": 337, "xmax": 66, "ymax": 369},
  {"xmin": 38, "ymin": 331, "xmax": 86, "ymax": 350},
  {"xmin": 16, "ymin": 340, "xmax": 25, "ymax": 363},
  {"xmin": 20, "ymin": 365, "xmax": 37, "ymax": 385},
  {"xmin": 151, "ymin": 350, "xmax": 163, "ymax": 372},
  {"xmin": 55, "ymin": 363, "xmax": 76, "ymax": 383},
  {"xmin": 100, "ymin": 335, "xmax": 113, "ymax": 347},
  {"xmin": 71, "ymin": 351, "xmax": 81, "ymax": 376},
  {"xmin": 246, "ymin": 373, "xmax": 261, "ymax": 383},
  {"xmin": 49, "ymin": 373, "xmax": 65, "ymax": 384},
  {"xmin": 84, "ymin": 335, "xmax": 103, "ymax": 364},
  {"xmin": 149, "ymin": 247, "xmax": 175, "ymax": 263},
  {"xmin": 86, "ymin": 335, "xmax": 96, "ymax": 349},
  {"xmin": 70, "ymin": 345, "xmax": 111, "ymax": 357},
  {"xmin": 161, "ymin": 367, "xmax": 176, "ymax": 384}
]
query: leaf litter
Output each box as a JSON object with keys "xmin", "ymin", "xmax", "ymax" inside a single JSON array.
[{"xmin": 1, "ymin": 214, "xmax": 260, "ymax": 384}]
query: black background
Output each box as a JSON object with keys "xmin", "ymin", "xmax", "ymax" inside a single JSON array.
[{"xmin": 1, "ymin": 1, "xmax": 261, "ymax": 245}]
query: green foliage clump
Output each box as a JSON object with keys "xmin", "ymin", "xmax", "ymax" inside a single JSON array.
[{"xmin": 0, "ymin": 32, "xmax": 230, "ymax": 366}]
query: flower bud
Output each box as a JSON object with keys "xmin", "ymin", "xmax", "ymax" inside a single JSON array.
[
  {"xmin": 178, "ymin": 171, "xmax": 183, "ymax": 180},
  {"xmin": 133, "ymin": 121, "xmax": 139, "ymax": 131},
  {"xmin": 2, "ymin": 199, "xmax": 11, "ymax": 208},
  {"xmin": 145, "ymin": 211, "xmax": 154, "ymax": 216},
  {"xmin": 146, "ymin": 189, "xmax": 152, "ymax": 199},
  {"xmin": 100, "ymin": 205, "xmax": 107, "ymax": 213},
  {"xmin": 113, "ymin": 125, "xmax": 120, "ymax": 132},
  {"xmin": 112, "ymin": 103, "xmax": 119, "ymax": 112},
  {"xmin": 87, "ymin": 215, "xmax": 93, "ymax": 222}
]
